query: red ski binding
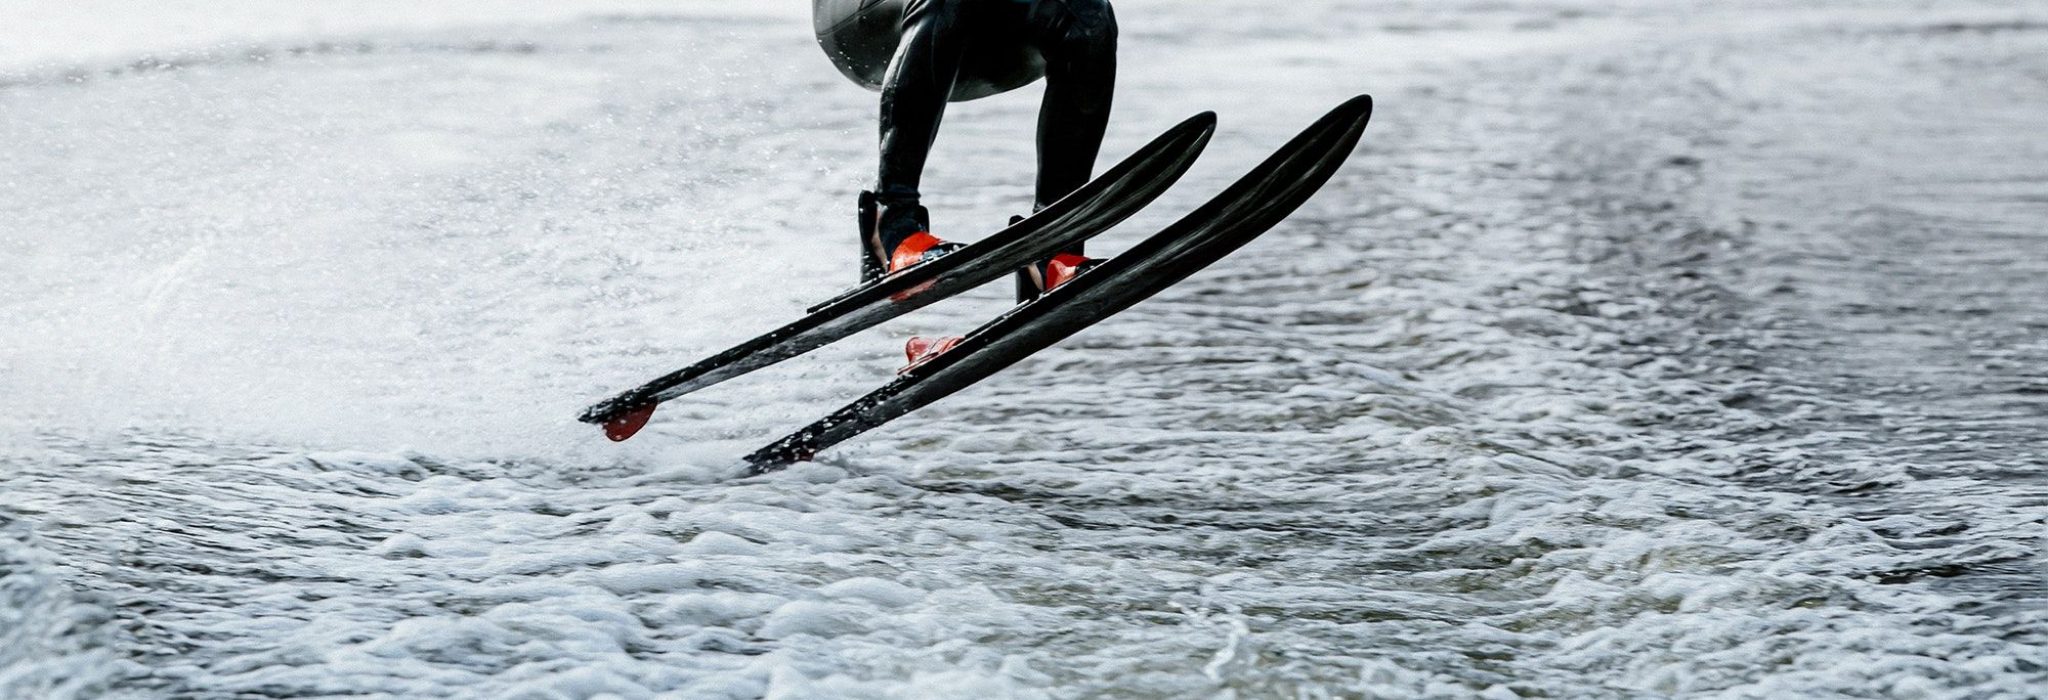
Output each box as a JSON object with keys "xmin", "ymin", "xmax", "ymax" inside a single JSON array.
[{"xmin": 901, "ymin": 336, "xmax": 964, "ymax": 374}]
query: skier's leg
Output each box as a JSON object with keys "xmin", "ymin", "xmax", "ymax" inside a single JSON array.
[
  {"xmin": 877, "ymin": 0, "xmax": 972, "ymax": 206},
  {"xmin": 861, "ymin": 0, "xmax": 1004, "ymax": 278},
  {"xmin": 1033, "ymin": 0, "xmax": 1118, "ymax": 209},
  {"xmin": 1017, "ymin": 0, "xmax": 1118, "ymax": 301}
]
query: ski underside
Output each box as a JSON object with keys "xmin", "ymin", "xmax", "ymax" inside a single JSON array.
[
  {"xmin": 579, "ymin": 112, "xmax": 1220, "ymax": 440},
  {"xmin": 742, "ymin": 95, "xmax": 1375, "ymax": 471}
]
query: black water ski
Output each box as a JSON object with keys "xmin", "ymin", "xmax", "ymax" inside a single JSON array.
[
  {"xmin": 580, "ymin": 113, "xmax": 1217, "ymax": 437},
  {"xmin": 744, "ymin": 95, "xmax": 1374, "ymax": 471}
]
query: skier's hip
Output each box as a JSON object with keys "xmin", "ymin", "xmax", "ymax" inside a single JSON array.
[{"xmin": 815, "ymin": 0, "xmax": 1117, "ymax": 101}]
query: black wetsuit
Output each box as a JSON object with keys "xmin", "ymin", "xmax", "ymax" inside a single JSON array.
[{"xmin": 813, "ymin": 0, "xmax": 1118, "ymax": 210}]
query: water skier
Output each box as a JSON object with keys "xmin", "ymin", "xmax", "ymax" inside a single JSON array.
[{"xmin": 812, "ymin": 0, "xmax": 1118, "ymax": 366}]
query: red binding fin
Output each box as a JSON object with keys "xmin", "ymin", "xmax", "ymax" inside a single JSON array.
[{"xmin": 604, "ymin": 404, "xmax": 657, "ymax": 442}]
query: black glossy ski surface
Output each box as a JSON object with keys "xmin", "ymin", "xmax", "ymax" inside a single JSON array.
[
  {"xmin": 743, "ymin": 95, "xmax": 1374, "ymax": 471},
  {"xmin": 579, "ymin": 113, "xmax": 1217, "ymax": 429}
]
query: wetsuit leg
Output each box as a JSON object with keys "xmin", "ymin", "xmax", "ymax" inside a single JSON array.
[
  {"xmin": 876, "ymin": 0, "xmax": 975, "ymax": 202},
  {"xmin": 1032, "ymin": 0, "xmax": 1118, "ymax": 210},
  {"xmin": 1017, "ymin": 0, "xmax": 1117, "ymax": 300}
]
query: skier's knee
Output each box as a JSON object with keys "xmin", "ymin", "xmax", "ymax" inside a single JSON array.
[
  {"xmin": 1048, "ymin": 0, "xmax": 1116, "ymax": 56},
  {"xmin": 1061, "ymin": 0, "xmax": 1117, "ymax": 44}
]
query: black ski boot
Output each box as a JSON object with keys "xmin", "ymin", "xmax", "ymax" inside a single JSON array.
[
  {"xmin": 859, "ymin": 191, "xmax": 965, "ymax": 284},
  {"xmin": 1009, "ymin": 215, "xmax": 1103, "ymax": 303}
]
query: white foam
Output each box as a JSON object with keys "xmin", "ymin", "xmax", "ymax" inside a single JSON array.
[{"xmin": 5, "ymin": 0, "xmax": 2046, "ymax": 697}]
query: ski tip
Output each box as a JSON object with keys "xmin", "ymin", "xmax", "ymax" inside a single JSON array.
[
  {"xmin": 602, "ymin": 403, "xmax": 658, "ymax": 442},
  {"xmin": 1343, "ymin": 94, "xmax": 1374, "ymax": 120}
]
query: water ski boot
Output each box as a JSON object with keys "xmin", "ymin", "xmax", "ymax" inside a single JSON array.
[{"xmin": 860, "ymin": 191, "xmax": 965, "ymax": 283}]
